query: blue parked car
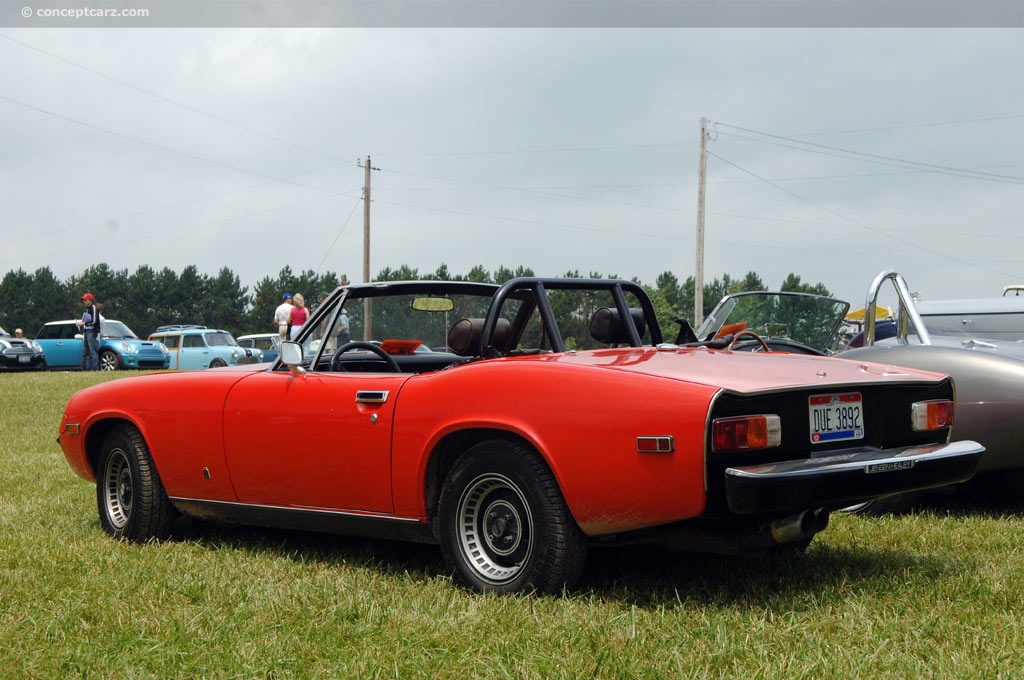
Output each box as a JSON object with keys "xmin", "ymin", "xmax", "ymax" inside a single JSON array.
[
  {"xmin": 35, "ymin": 319, "xmax": 171, "ymax": 371},
  {"xmin": 147, "ymin": 325, "xmax": 261, "ymax": 370}
]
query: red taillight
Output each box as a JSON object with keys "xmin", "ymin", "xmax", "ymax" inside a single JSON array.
[
  {"xmin": 712, "ymin": 415, "xmax": 781, "ymax": 452},
  {"xmin": 911, "ymin": 400, "xmax": 954, "ymax": 431}
]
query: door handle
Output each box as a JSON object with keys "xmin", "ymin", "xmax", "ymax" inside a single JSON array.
[{"xmin": 355, "ymin": 390, "xmax": 390, "ymax": 403}]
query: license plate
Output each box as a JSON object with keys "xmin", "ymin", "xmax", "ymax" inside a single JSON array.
[
  {"xmin": 809, "ymin": 392, "xmax": 864, "ymax": 443},
  {"xmin": 18, "ymin": 355, "xmax": 30, "ymax": 363}
]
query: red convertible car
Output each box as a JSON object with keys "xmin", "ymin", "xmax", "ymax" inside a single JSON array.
[{"xmin": 58, "ymin": 278, "xmax": 984, "ymax": 594}]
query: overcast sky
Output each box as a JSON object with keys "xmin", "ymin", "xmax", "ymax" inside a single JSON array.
[{"xmin": 2, "ymin": 21, "xmax": 1023, "ymax": 309}]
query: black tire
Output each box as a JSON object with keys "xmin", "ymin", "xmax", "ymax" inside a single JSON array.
[
  {"xmin": 98, "ymin": 350, "xmax": 121, "ymax": 371},
  {"xmin": 438, "ymin": 439, "xmax": 587, "ymax": 594},
  {"xmin": 96, "ymin": 424, "xmax": 176, "ymax": 541},
  {"xmin": 209, "ymin": 358, "xmax": 227, "ymax": 368}
]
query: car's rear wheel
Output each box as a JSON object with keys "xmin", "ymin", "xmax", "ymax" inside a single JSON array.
[
  {"xmin": 99, "ymin": 350, "xmax": 121, "ymax": 371},
  {"xmin": 97, "ymin": 424, "xmax": 176, "ymax": 541},
  {"xmin": 438, "ymin": 439, "xmax": 587, "ymax": 594}
]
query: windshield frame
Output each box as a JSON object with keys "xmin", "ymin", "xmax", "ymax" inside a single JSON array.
[{"xmin": 695, "ymin": 291, "xmax": 850, "ymax": 354}]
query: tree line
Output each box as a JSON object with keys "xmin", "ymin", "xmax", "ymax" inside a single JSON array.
[{"xmin": 0, "ymin": 262, "xmax": 832, "ymax": 341}]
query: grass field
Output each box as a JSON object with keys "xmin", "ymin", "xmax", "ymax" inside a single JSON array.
[{"xmin": 2, "ymin": 371, "xmax": 1023, "ymax": 678}]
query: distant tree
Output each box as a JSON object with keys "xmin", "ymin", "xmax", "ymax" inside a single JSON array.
[
  {"xmin": 377, "ymin": 265, "xmax": 422, "ymax": 282},
  {"xmin": 465, "ymin": 265, "xmax": 492, "ymax": 283},
  {"xmin": 152, "ymin": 267, "xmax": 180, "ymax": 330},
  {"xmin": 779, "ymin": 273, "xmax": 832, "ymax": 297},
  {"xmin": 655, "ymin": 271, "xmax": 683, "ymax": 312},
  {"xmin": 1, "ymin": 261, "xmax": 843, "ymax": 347},
  {"xmin": 28, "ymin": 267, "xmax": 68, "ymax": 334},
  {"xmin": 739, "ymin": 271, "xmax": 768, "ymax": 292},
  {"xmin": 656, "ymin": 271, "xmax": 769, "ymax": 328},
  {"xmin": 79, "ymin": 264, "xmax": 130, "ymax": 322},
  {"xmin": 643, "ymin": 284, "xmax": 677, "ymax": 342},
  {"xmin": 703, "ymin": 274, "xmax": 735, "ymax": 314},
  {"xmin": 249, "ymin": 274, "xmax": 285, "ymax": 334},
  {"xmin": 177, "ymin": 266, "xmax": 208, "ymax": 324},
  {"xmin": 0, "ymin": 268, "xmax": 34, "ymax": 333},
  {"xmin": 125, "ymin": 265, "xmax": 161, "ymax": 335},
  {"xmin": 493, "ymin": 265, "xmax": 534, "ymax": 283},
  {"xmin": 202, "ymin": 267, "xmax": 250, "ymax": 334}
]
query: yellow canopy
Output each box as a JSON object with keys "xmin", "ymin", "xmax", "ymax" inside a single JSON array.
[{"xmin": 845, "ymin": 305, "xmax": 892, "ymax": 322}]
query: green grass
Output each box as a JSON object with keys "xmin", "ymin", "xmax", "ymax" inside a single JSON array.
[{"xmin": 3, "ymin": 371, "xmax": 1024, "ymax": 678}]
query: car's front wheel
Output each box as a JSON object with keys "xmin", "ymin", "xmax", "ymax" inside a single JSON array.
[
  {"xmin": 97, "ymin": 424, "xmax": 176, "ymax": 541},
  {"xmin": 438, "ymin": 439, "xmax": 587, "ymax": 594},
  {"xmin": 98, "ymin": 350, "xmax": 121, "ymax": 371},
  {"xmin": 209, "ymin": 358, "xmax": 227, "ymax": 368}
]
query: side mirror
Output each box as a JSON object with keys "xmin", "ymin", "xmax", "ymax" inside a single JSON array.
[{"xmin": 280, "ymin": 341, "xmax": 303, "ymax": 365}]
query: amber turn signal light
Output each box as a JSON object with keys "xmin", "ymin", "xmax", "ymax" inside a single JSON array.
[
  {"xmin": 712, "ymin": 414, "xmax": 781, "ymax": 452},
  {"xmin": 911, "ymin": 400, "xmax": 954, "ymax": 431}
]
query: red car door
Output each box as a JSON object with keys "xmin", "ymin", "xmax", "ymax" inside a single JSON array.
[{"xmin": 222, "ymin": 370, "xmax": 411, "ymax": 513}]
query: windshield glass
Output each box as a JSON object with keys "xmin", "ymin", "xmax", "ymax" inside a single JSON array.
[
  {"xmin": 696, "ymin": 292, "xmax": 849, "ymax": 354},
  {"xmin": 303, "ymin": 291, "xmax": 495, "ymax": 359},
  {"xmin": 100, "ymin": 321, "xmax": 137, "ymax": 339},
  {"xmin": 205, "ymin": 331, "xmax": 238, "ymax": 347}
]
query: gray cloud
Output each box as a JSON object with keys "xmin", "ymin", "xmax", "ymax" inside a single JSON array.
[{"xmin": 1, "ymin": 28, "xmax": 1022, "ymax": 310}]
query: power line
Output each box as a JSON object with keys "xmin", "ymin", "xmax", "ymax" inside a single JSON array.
[
  {"xmin": 784, "ymin": 113, "xmax": 1024, "ymax": 138},
  {"xmin": 713, "ymin": 121, "xmax": 1024, "ymax": 184},
  {"xmin": 315, "ymin": 197, "xmax": 362, "ymax": 275},
  {"xmin": 4, "ymin": 162, "xmax": 356, "ymax": 244},
  {"xmin": 0, "ymin": 92, "xmax": 347, "ymax": 195},
  {"xmin": 0, "ymin": 193, "xmax": 341, "ymax": 271},
  {"xmin": 384, "ymin": 167, "xmax": 687, "ymax": 213},
  {"xmin": 0, "ymin": 32, "xmax": 350, "ymax": 164},
  {"xmin": 708, "ymin": 150, "xmax": 1020, "ymax": 280}
]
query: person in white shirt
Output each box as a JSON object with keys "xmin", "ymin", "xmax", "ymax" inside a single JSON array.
[{"xmin": 273, "ymin": 294, "xmax": 294, "ymax": 341}]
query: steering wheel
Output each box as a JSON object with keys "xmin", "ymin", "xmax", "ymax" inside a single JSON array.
[
  {"xmin": 727, "ymin": 329, "xmax": 771, "ymax": 352},
  {"xmin": 330, "ymin": 341, "xmax": 401, "ymax": 373}
]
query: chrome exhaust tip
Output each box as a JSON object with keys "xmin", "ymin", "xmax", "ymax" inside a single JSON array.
[{"xmin": 770, "ymin": 510, "xmax": 817, "ymax": 544}]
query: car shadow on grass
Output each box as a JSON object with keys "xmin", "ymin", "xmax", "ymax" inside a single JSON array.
[
  {"xmin": 915, "ymin": 473, "xmax": 1024, "ymax": 519},
  {"xmin": 168, "ymin": 517, "xmax": 446, "ymax": 583},
  {"xmin": 155, "ymin": 514, "xmax": 973, "ymax": 608},
  {"xmin": 578, "ymin": 542, "xmax": 964, "ymax": 608}
]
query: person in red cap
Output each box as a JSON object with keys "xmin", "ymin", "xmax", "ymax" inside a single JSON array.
[{"xmin": 77, "ymin": 292, "xmax": 101, "ymax": 370}]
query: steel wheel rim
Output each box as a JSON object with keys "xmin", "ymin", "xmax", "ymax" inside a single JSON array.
[
  {"xmin": 102, "ymin": 448, "xmax": 133, "ymax": 530},
  {"xmin": 456, "ymin": 473, "xmax": 534, "ymax": 585}
]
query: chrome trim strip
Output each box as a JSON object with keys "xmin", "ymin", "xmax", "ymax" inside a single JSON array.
[
  {"xmin": 725, "ymin": 439, "xmax": 984, "ymax": 479},
  {"xmin": 167, "ymin": 496, "xmax": 419, "ymax": 523},
  {"xmin": 636, "ymin": 436, "xmax": 675, "ymax": 454}
]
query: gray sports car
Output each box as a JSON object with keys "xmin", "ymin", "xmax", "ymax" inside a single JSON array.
[{"xmin": 689, "ymin": 270, "xmax": 1024, "ymax": 507}]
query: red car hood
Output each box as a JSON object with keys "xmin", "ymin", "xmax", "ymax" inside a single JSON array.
[{"xmin": 532, "ymin": 346, "xmax": 947, "ymax": 393}]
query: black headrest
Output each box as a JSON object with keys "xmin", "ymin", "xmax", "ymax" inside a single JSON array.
[
  {"xmin": 447, "ymin": 318, "xmax": 511, "ymax": 357},
  {"xmin": 589, "ymin": 307, "xmax": 646, "ymax": 345}
]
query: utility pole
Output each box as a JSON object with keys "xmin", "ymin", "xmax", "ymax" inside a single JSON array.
[
  {"xmin": 694, "ymin": 117, "xmax": 708, "ymax": 327},
  {"xmin": 358, "ymin": 156, "xmax": 380, "ymax": 340}
]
